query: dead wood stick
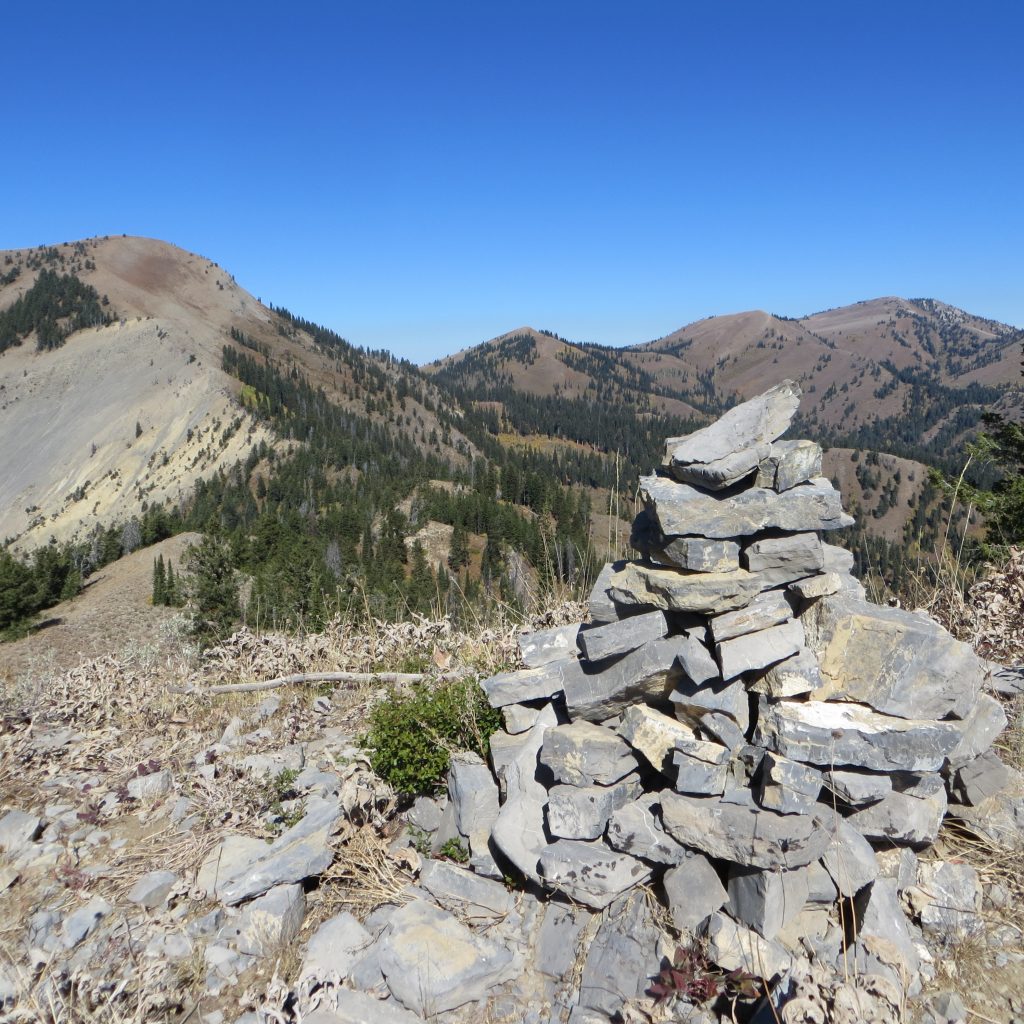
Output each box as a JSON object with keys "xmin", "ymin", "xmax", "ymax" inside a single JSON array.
[{"xmin": 179, "ymin": 668, "xmax": 472, "ymax": 697}]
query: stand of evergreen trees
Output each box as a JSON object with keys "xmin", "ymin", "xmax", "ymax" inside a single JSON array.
[{"xmin": 0, "ymin": 268, "xmax": 113, "ymax": 353}]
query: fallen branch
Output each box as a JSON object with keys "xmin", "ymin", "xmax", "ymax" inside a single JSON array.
[{"xmin": 173, "ymin": 668, "xmax": 473, "ymax": 697}]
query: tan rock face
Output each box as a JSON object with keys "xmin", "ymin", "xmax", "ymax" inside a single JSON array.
[{"xmin": 608, "ymin": 562, "xmax": 763, "ymax": 614}]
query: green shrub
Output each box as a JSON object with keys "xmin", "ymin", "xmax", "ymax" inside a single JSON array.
[{"xmin": 360, "ymin": 676, "xmax": 502, "ymax": 796}]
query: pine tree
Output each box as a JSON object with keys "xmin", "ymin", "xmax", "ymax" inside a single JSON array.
[
  {"xmin": 186, "ymin": 533, "xmax": 240, "ymax": 644},
  {"xmin": 448, "ymin": 522, "xmax": 470, "ymax": 571},
  {"xmin": 165, "ymin": 561, "xmax": 180, "ymax": 606},
  {"xmin": 152, "ymin": 555, "xmax": 166, "ymax": 606}
]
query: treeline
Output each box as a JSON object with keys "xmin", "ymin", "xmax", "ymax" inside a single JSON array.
[{"xmin": 0, "ymin": 268, "xmax": 113, "ymax": 353}]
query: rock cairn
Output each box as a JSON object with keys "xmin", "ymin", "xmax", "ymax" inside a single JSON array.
[{"xmin": 454, "ymin": 380, "xmax": 1015, "ymax": 1014}]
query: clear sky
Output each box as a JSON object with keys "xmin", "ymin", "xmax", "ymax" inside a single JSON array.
[{"xmin": 3, "ymin": 1, "xmax": 1022, "ymax": 361}]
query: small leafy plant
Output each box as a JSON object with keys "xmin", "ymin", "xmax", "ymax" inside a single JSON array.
[
  {"xmin": 649, "ymin": 944, "xmax": 760, "ymax": 1009},
  {"xmin": 360, "ymin": 677, "xmax": 502, "ymax": 796},
  {"xmin": 439, "ymin": 837, "xmax": 469, "ymax": 863}
]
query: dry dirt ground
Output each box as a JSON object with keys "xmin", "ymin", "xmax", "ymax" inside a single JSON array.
[{"xmin": 0, "ymin": 533, "xmax": 201, "ymax": 688}]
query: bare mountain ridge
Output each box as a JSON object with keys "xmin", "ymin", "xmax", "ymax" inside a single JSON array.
[{"xmin": 0, "ymin": 237, "xmax": 473, "ymax": 549}]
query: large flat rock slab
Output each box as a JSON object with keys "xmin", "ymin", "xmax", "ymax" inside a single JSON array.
[
  {"xmin": 538, "ymin": 838, "xmax": 651, "ymax": 909},
  {"xmin": 640, "ymin": 475, "xmax": 853, "ymax": 539},
  {"xmin": 754, "ymin": 700, "xmax": 962, "ymax": 773},
  {"xmin": 660, "ymin": 792, "xmax": 831, "ymax": 869},
  {"xmin": 802, "ymin": 592, "xmax": 983, "ymax": 720},
  {"xmin": 609, "ymin": 562, "xmax": 763, "ymax": 615}
]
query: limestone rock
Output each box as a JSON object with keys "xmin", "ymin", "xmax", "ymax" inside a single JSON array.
[
  {"xmin": 300, "ymin": 911, "xmax": 373, "ymax": 983},
  {"xmin": 302, "ymin": 990, "xmax": 424, "ymax": 1024},
  {"xmin": 538, "ymin": 839, "xmax": 651, "ymax": 909},
  {"xmin": 750, "ymin": 647, "xmax": 823, "ymax": 698},
  {"xmin": 618, "ymin": 704, "xmax": 697, "ymax": 777},
  {"xmin": 803, "ymin": 592, "xmax": 983, "ymax": 721},
  {"xmin": 665, "ymin": 381, "xmax": 801, "ymax": 469},
  {"xmin": 755, "ymin": 439, "xmax": 823, "ymax": 492},
  {"xmin": 0, "ymin": 810, "xmax": 41, "ymax": 853},
  {"xmin": 950, "ymin": 750, "xmax": 1010, "ymax": 806},
  {"xmin": 127, "ymin": 768, "xmax": 172, "ymax": 801},
  {"xmin": 539, "ymin": 720, "xmax": 638, "ymax": 786},
  {"xmin": 702, "ymin": 912, "xmax": 793, "ymax": 980},
  {"xmin": 609, "ymin": 561, "xmax": 764, "ymax": 614},
  {"xmin": 757, "ymin": 752, "xmax": 824, "ymax": 815},
  {"xmin": 651, "ymin": 537, "xmax": 741, "ymax": 572},
  {"xmin": 789, "ymin": 572, "xmax": 842, "ymax": 601},
  {"xmin": 823, "ymin": 769, "xmax": 892, "ymax": 807},
  {"xmin": 667, "ymin": 442, "xmax": 772, "ymax": 490},
  {"xmin": 716, "ymin": 619, "xmax": 804, "ymax": 681},
  {"xmin": 561, "ymin": 636, "xmax": 687, "ymax": 721},
  {"xmin": 502, "ymin": 703, "xmax": 543, "ymax": 735},
  {"xmin": 820, "ymin": 819, "xmax": 879, "ymax": 896},
  {"xmin": 742, "ymin": 532, "xmax": 824, "ymax": 587},
  {"xmin": 848, "ymin": 785, "xmax": 947, "ymax": 847},
  {"xmin": 709, "ymin": 590, "xmax": 793, "ymax": 643},
  {"xmin": 910, "ymin": 861, "xmax": 982, "ymax": 940},
  {"xmin": 448, "ymin": 752, "xmax": 499, "ymax": 839},
  {"xmin": 127, "ymin": 870, "xmax": 179, "ymax": 910},
  {"xmin": 518, "ymin": 623, "xmax": 581, "ymax": 667},
  {"xmin": 230, "ymin": 883, "xmax": 305, "ymax": 955},
  {"xmin": 491, "ymin": 705, "xmax": 559, "ymax": 884},
  {"xmin": 547, "ymin": 777, "xmax": 641, "ymax": 840},
  {"xmin": 727, "ymin": 864, "xmax": 809, "ymax": 939},
  {"xmin": 481, "ymin": 656, "xmax": 583, "ymax": 708},
  {"xmin": 754, "ymin": 699, "xmax": 962, "ymax": 773},
  {"xmin": 640, "ymin": 474, "xmax": 853, "ymax": 540},
  {"xmin": 577, "ymin": 610, "xmax": 669, "ymax": 663},
  {"xmin": 377, "ymin": 900, "xmax": 517, "ymax": 1015},
  {"xmin": 664, "ymin": 853, "xmax": 728, "ymax": 931},
  {"xmin": 671, "ymin": 675, "xmax": 749, "ymax": 731},
  {"xmin": 419, "ymin": 859, "xmax": 515, "ymax": 920},
  {"xmin": 587, "ymin": 560, "xmax": 628, "ymax": 624},
  {"xmin": 606, "ymin": 795, "xmax": 691, "ymax": 865},
  {"xmin": 660, "ymin": 791, "xmax": 830, "ymax": 869},
  {"xmin": 218, "ymin": 794, "xmax": 344, "ymax": 905},
  {"xmin": 674, "ymin": 633, "xmax": 721, "ymax": 684},
  {"xmin": 947, "ymin": 692, "xmax": 1007, "ymax": 769}
]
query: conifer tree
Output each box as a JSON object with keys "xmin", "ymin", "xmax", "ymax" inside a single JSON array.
[{"xmin": 152, "ymin": 555, "xmax": 166, "ymax": 606}]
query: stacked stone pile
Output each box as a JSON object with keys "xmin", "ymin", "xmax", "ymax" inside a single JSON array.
[{"xmin": 454, "ymin": 380, "xmax": 1017, "ymax": 1014}]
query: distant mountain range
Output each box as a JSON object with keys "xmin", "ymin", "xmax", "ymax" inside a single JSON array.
[{"xmin": 1, "ymin": 236, "xmax": 1021, "ymax": 601}]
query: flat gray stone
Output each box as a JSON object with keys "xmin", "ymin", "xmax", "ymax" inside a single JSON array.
[
  {"xmin": 651, "ymin": 537, "xmax": 741, "ymax": 572},
  {"xmin": 665, "ymin": 381, "xmax": 801, "ymax": 469},
  {"xmin": 577, "ymin": 610, "xmax": 669, "ymax": 663},
  {"xmin": 754, "ymin": 699, "xmax": 962, "ymax": 772},
  {"xmin": 727, "ymin": 864, "xmax": 809, "ymax": 939},
  {"xmin": 709, "ymin": 590, "xmax": 793, "ymax": 643},
  {"xmin": 671, "ymin": 675, "xmax": 749, "ymax": 732},
  {"xmin": 539, "ymin": 720, "xmax": 638, "ymax": 786},
  {"xmin": 519, "ymin": 623, "xmax": 581, "ymax": 667},
  {"xmin": 660, "ymin": 792, "xmax": 830, "ymax": 869},
  {"xmin": 757, "ymin": 752, "xmax": 824, "ymax": 815},
  {"xmin": 537, "ymin": 902, "xmax": 592, "ymax": 979},
  {"xmin": 663, "ymin": 853, "xmax": 728, "ymax": 931},
  {"xmin": 789, "ymin": 572, "xmax": 842, "ymax": 600},
  {"xmin": 407, "ymin": 796, "xmax": 443, "ymax": 833},
  {"xmin": 419, "ymin": 859, "xmax": 515, "ymax": 919},
  {"xmin": 538, "ymin": 839, "xmax": 651, "ymax": 909},
  {"xmin": 128, "ymin": 869, "xmax": 179, "ymax": 910},
  {"xmin": 546, "ymin": 776, "xmax": 641, "ymax": 840},
  {"xmin": 672, "ymin": 748, "xmax": 731, "ymax": 795},
  {"xmin": 702, "ymin": 912, "xmax": 793, "ymax": 981},
  {"xmin": 854, "ymin": 877, "xmax": 920, "ymax": 979},
  {"xmin": 127, "ymin": 768, "xmax": 173, "ymax": 801},
  {"xmin": 947, "ymin": 692, "xmax": 1007, "ymax": 769},
  {"xmin": 803, "ymin": 591, "xmax": 983, "ymax": 721},
  {"xmin": 674, "ymin": 633, "xmax": 721, "ymax": 685},
  {"xmin": 640, "ymin": 474, "xmax": 854, "ymax": 540},
  {"xmin": 756, "ymin": 440, "xmax": 823, "ymax": 492},
  {"xmin": 848, "ymin": 785, "xmax": 947, "ymax": 847},
  {"xmin": 61, "ymin": 897, "xmax": 111, "ymax": 949},
  {"xmin": 951, "ymin": 750, "xmax": 1010, "ymax": 806},
  {"xmin": 377, "ymin": 900, "xmax": 517, "ymax": 1016},
  {"xmin": 875, "ymin": 847, "xmax": 919, "ymax": 892},
  {"xmin": 806, "ymin": 860, "xmax": 839, "ymax": 904},
  {"xmin": 0, "ymin": 810, "xmax": 41, "ymax": 853},
  {"xmin": 911, "ymin": 861, "xmax": 983, "ymax": 940},
  {"xmin": 606, "ymin": 795, "xmax": 691, "ymax": 865},
  {"xmin": 618, "ymin": 704, "xmax": 697, "ymax": 777},
  {"xmin": 667, "ymin": 442, "xmax": 772, "ymax": 490},
  {"xmin": 820, "ymin": 819, "xmax": 879, "ymax": 896},
  {"xmin": 230, "ymin": 883, "xmax": 305, "ymax": 955},
  {"xmin": 609, "ymin": 561, "xmax": 764, "ymax": 614},
  {"xmin": 587, "ymin": 560, "xmax": 628, "ymax": 624},
  {"xmin": 448, "ymin": 752, "xmax": 499, "ymax": 839},
  {"xmin": 502, "ymin": 703, "xmax": 542, "ymax": 734},
  {"xmin": 742, "ymin": 532, "xmax": 824, "ymax": 587},
  {"xmin": 561, "ymin": 636, "xmax": 687, "ymax": 722},
  {"xmin": 823, "ymin": 769, "xmax": 892, "ymax": 807},
  {"xmin": 491, "ymin": 705, "xmax": 559, "ymax": 883},
  {"xmin": 749, "ymin": 646, "xmax": 823, "ymax": 698},
  {"xmin": 299, "ymin": 911, "xmax": 373, "ymax": 982},
  {"xmin": 481, "ymin": 656, "xmax": 583, "ymax": 708},
  {"xmin": 217, "ymin": 794, "xmax": 343, "ymax": 905},
  {"xmin": 716, "ymin": 619, "xmax": 804, "ymax": 681},
  {"xmin": 577, "ymin": 892, "xmax": 661, "ymax": 1018}
]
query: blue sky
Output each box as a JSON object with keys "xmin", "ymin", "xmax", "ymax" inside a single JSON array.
[{"xmin": 3, "ymin": 1, "xmax": 1022, "ymax": 361}]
